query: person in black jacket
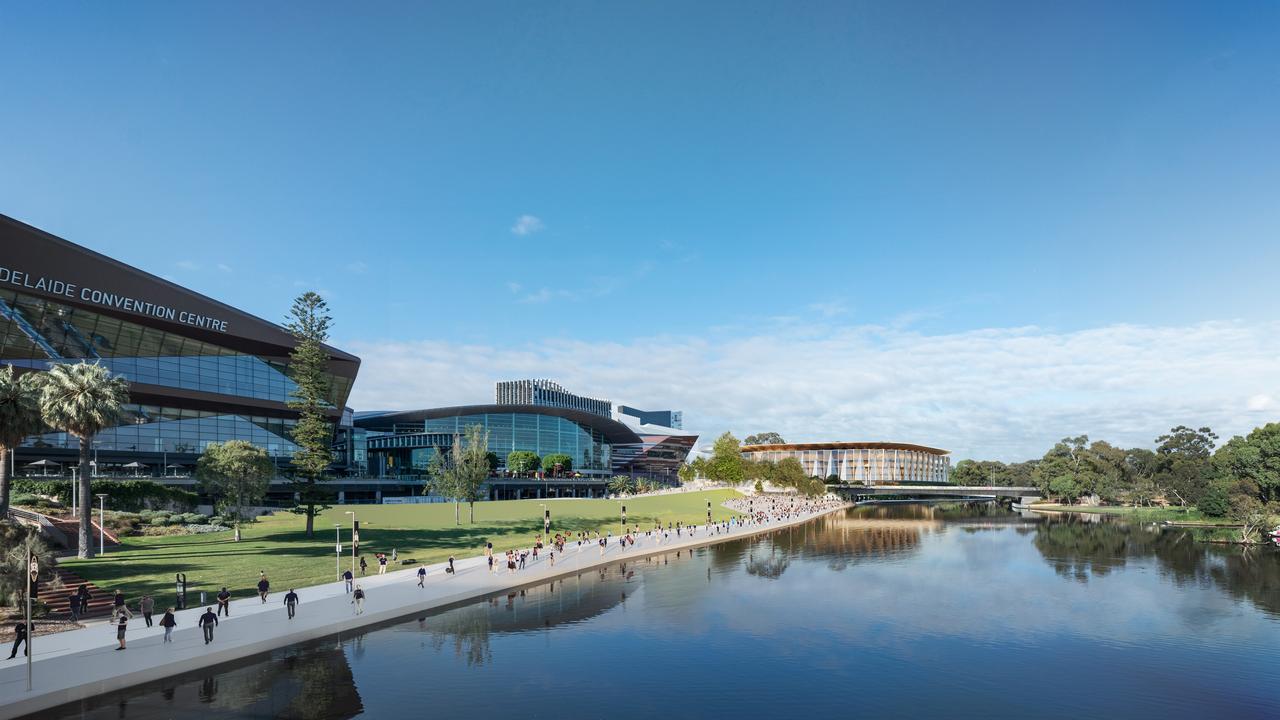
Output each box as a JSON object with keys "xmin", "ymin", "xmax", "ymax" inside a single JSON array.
[
  {"xmin": 216, "ymin": 587, "xmax": 231, "ymax": 616},
  {"xmin": 76, "ymin": 585, "xmax": 91, "ymax": 615},
  {"xmin": 159, "ymin": 608, "xmax": 177, "ymax": 643},
  {"xmin": 283, "ymin": 589, "xmax": 299, "ymax": 619},
  {"xmin": 256, "ymin": 574, "xmax": 270, "ymax": 604},
  {"xmin": 198, "ymin": 607, "xmax": 218, "ymax": 644},
  {"xmin": 67, "ymin": 590, "xmax": 80, "ymax": 622},
  {"xmin": 7, "ymin": 622, "xmax": 26, "ymax": 659}
]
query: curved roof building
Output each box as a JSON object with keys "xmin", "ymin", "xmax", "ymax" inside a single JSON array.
[
  {"xmin": 740, "ymin": 442, "xmax": 950, "ymax": 485},
  {"xmin": 353, "ymin": 405, "xmax": 697, "ymax": 495}
]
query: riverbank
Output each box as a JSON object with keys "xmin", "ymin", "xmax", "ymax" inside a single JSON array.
[
  {"xmin": 58, "ymin": 490, "xmax": 746, "ymax": 603},
  {"xmin": 0, "ymin": 498, "xmax": 849, "ymax": 719},
  {"xmin": 1030, "ymin": 504, "xmax": 1231, "ymax": 525}
]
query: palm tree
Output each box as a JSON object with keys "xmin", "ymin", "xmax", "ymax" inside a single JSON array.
[
  {"xmin": 0, "ymin": 366, "xmax": 44, "ymax": 517},
  {"xmin": 34, "ymin": 362, "xmax": 129, "ymax": 559}
]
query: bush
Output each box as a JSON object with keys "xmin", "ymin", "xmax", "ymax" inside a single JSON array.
[
  {"xmin": 141, "ymin": 525, "xmax": 189, "ymax": 536},
  {"xmin": 184, "ymin": 524, "xmax": 230, "ymax": 534},
  {"xmin": 1198, "ymin": 482, "xmax": 1232, "ymax": 518},
  {"xmin": 9, "ymin": 479, "xmax": 197, "ymax": 512},
  {"xmin": 164, "ymin": 515, "xmax": 185, "ymax": 525},
  {"xmin": 209, "ymin": 516, "xmax": 226, "ymax": 527},
  {"xmin": 10, "ymin": 493, "xmax": 39, "ymax": 507},
  {"xmin": 148, "ymin": 516, "xmax": 169, "ymax": 527},
  {"xmin": 179, "ymin": 513, "xmax": 206, "ymax": 524}
]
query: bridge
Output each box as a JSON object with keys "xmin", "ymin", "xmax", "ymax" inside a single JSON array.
[{"xmin": 831, "ymin": 484, "xmax": 1041, "ymax": 502}]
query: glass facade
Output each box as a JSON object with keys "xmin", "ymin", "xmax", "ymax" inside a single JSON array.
[
  {"xmin": 360, "ymin": 412, "xmax": 613, "ymax": 477},
  {"xmin": 22, "ymin": 403, "xmax": 297, "ymax": 456},
  {"xmin": 0, "ymin": 289, "xmax": 353, "ymax": 406}
]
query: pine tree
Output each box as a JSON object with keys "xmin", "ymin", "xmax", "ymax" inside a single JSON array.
[{"xmin": 285, "ymin": 292, "xmax": 335, "ymax": 538}]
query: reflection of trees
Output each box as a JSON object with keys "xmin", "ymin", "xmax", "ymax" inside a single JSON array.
[
  {"xmin": 430, "ymin": 603, "xmax": 492, "ymax": 666},
  {"xmin": 745, "ymin": 549, "xmax": 790, "ymax": 579},
  {"xmin": 1032, "ymin": 517, "xmax": 1280, "ymax": 617}
]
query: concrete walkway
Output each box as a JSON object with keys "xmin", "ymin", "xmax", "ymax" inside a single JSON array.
[{"xmin": 0, "ymin": 502, "xmax": 848, "ymax": 719}]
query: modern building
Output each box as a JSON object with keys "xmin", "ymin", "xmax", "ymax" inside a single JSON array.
[
  {"xmin": 615, "ymin": 405, "xmax": 682, "ymax": 429},
  {"xmin": 739, "ymin": 442, "xmax": 950, "ymax": 485},
  {"xmin": 495, "ymin": 379, "xmax": 611, "ymax": 418},
  {"xmin": 350, "ymin": 404, "xmax": 697, "ymax": 499},
  {"xmin": 1, "ymin": 213, "xmax": 361, "ymax": 503}
]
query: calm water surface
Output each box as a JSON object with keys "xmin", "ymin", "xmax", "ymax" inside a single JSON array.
[{"xmin": 41, "ymin": 504, "xmax": 1280, "ymax": 719}]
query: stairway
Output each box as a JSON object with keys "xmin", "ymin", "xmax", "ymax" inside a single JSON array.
[
  {"xmin": 46, "ymin": 516, "xmax": 119, "ymax": 551},
  {"xmin": 40, "ymin": 567, "xmax": 116, "ymax": 620}
]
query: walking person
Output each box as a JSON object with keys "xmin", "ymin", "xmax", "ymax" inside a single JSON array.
[
  {"xmin": 159, "ymin": 608, "xmax": 177, "ymax": 643},
  {"xmin": 446, "ymin": 556, "xmax": 455, "ymax": 575},
  {"xmin": 76, "ymin": 585, "xmax": 91, "ymax": 615},
  {"xmin": 378, "ymin": 553, "xmax": 387, "ymax": 575},
  {"xmin": 140, "ymin": 594, "xmax": 155, "ymax": 628},
  {"xmin": 417, "ymin": 565, "xmax": 426, "ymax": 587},
  {"xmin": 114, "ymin": 605, "xmax": 132, "ymax": 651},
  {"xmin": 199, "ymin": 607, "xmax": 218, "ymax": 644},
  {"xmin": 359, "ymin": 556, "xmax": 368, "ymax": 576},
  {"xmin": 7, "ymin": 620, "xmax": 26, "ymax": 659},
  {"xmin": 343, "ymin": 569, "xmax": 354, "ymax": 593},
  {"xmin": 216, "ymin": 587, "xmax": 231, "ymax": 617},
  {"xmin": 257, "ymin": 573, "xmax": 270, "ymax": 604},
  {"xmin": 67, "ymin": 590, "xmax": 80, "ymax": 622},
  {"xmin": 112, "ymin": 590, "xmax": 126, "ymax": 612},
  {"xmin": 283, "ymin": 589, "xmax": 299, "ymax": 619},
  {"xmin": 352, "ymin": 585, "xmax": 366, "ymax": 615}
]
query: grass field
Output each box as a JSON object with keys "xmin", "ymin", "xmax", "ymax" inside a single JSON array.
[{"xmin": 60, "ymin": 490, "xmax": 744, "ymax": 603}]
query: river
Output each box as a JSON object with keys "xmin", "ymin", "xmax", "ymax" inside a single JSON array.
[{"xmin": 37, "ymin": 503, "xmax": 1280, "ymax": 719}]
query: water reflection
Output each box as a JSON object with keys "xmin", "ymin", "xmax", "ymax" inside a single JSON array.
[{"xmin": 31, "ymin": 502, "xmax": 1280, "ymax": 720}]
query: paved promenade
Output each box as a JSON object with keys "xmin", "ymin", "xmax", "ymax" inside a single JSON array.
[{"xmin": 0, "ymin": 500, "xmax": 848, "ymax": 719}]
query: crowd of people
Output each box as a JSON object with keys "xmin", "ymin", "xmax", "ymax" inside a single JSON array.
[{"xmin": 10, "ymin": 493, "xmax": 845, "ymax": 660}]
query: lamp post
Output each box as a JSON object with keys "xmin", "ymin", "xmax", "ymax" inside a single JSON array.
[
  {"xmin": 95, "ymin": 494, "xmax": 107, "ymax": 556},
  {"xmin": 344, "ymin": 510, "xmax": 357, "ymax": 576},
  {"xmin": 539, "ymin": 503, "xmax": 549, "ymax": 540},
  {"xmin": 69, "ymin": 466, "xmax": 77, "ymax": 516},
  {"xmin": 334, "ymin": 524, "xmax": 342, "ymax": 580},
  {"xmin": 618, "ymin": 501, "xmax": 626, "ymax": 534}
]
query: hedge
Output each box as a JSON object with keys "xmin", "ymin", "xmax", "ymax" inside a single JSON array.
[{"xmin": 10, "ymin": 479, "xmax": 197, "ymax": 513}]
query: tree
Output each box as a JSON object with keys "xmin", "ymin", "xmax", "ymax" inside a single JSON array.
[
  {"xmin": 0, "ymin": 367, "xmax": 43, "ymax": 517},
  {"xmin": 1154, "ymin": 426, "xmax": 1218, "ymax": 506},
  {"xmin": 506, "ymin": 451, "xmax": 540, "ymax": 476},
  {"xmin": 0, "ymin": 521, "xmax": 56, "ymax": 607},
  {"xmin": 34, "ymin": 362, "xmax": 128, "ymax": 559},
  {"xmin": 743, "ymin": 432, "xmax": 785, "ymax": 446},
  {"xmin": 677, "ymin": 461, "xmax": 697, "ymax": 485},
  {"xmin": 608, "ymin": 475, "xmax": 634, "ymax": 496},
  {"xmin": 196, "ymin": 440, "xmax": 274, "ymax": 542},
  {"xmin": 704, "ymin": 432, "xmax": 745, "ymax": 485},
  {"xmin": 1032, "ymin": 436, "xmax": 1103, "ymax": 504},
  {"xmin": 1213, "ymin": 423, "xmax": 1280, "ymax": 503},
  {"xmin": 1227, "ymin": 490, "xmax": 1273, "ymax": 544},
  {"xmin": 426, "ymin": 425, "xmax": 491, "ymax": 524},
  {"xmin": 542, "ymin": 453, "xmax": 573, "ymax": 477},
  {"xmin": 285, "ymin": 292, "xmax": 336, "ymax": 538}
]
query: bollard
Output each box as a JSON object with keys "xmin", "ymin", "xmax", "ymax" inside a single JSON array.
[{"xmin": 200, "ymin": 590, "xmax": 207, "ymax": 605}]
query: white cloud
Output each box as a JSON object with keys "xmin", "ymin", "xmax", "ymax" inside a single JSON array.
[
  {"xmin": 507, "ymin": 282, "xmax": 522, "ymax": 294},
  {"xmin": 216, "ymin": 263, "xmax": 233, "ymax": 273},
  {"xmin": 176, "ymin": 260, "xmax": 199, "ymax": 271},
  {"xmin": 511, "ymin": 214, "xmax": 544, "ymax": 236},
  {"xmin": 346, "ymin": 320, "xmax": 1280, "ymax": 463},
  {"xmin": 345, "ymin": 261, "xmax": 369, "ymax": 274},
  {"xmin": 808, "ymin": 300, "xmax": 849, "ymax": 318}
]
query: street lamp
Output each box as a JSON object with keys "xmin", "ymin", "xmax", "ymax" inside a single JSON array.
[
  {"xmin": 69, "ymin": 466, "xmax": 77, "ymax": 516},
  {"xmin": 344, "ymin": 510, "xmax": 357, "ymax": 575},
  {"xmin": 618, "ymin": 501, "xmax": 626, "ymax": 534},
  {"xmin": 334, "ymin": 524, "xmax": 342, "ymax": 580},
  {"xmin": 539, "ymin": 503, "xmax": 549, "ymax": 540},
  {"xmin": 95, "ymin": 494, "xmax": 107, "ymax": 556}
]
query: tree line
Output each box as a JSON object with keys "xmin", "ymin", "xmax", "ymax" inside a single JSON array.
[{"xmin": 956, "ymin": 423, "xmax": 1280, "ymax": 532}]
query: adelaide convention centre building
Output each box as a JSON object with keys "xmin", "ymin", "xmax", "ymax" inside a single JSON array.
[{"xmin": 1, "ymin": 213, "xmax": 695, "ymax": 503}]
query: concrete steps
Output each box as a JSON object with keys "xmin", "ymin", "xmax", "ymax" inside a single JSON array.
[{"xmin": 39, "ymin": 567, "xmax": 115, "ymax": 619}]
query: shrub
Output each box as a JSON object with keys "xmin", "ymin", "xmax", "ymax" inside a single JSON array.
[
  {"xmin": 141, "ymin": 525, "xmax": 189, "ymax": 536},
  {"xmin": 1198, "ymin": 482, "xmax": 1232, "ymax": 518},
  {"xmin": 164, "ymin": 514, "xmax": 185, "ymax": 525},
  {"xmin": 209, "ymin": 516, "xmax": 226, "ymax": 527},
  {"xmin": 148, "ymin": 516, "xmax": 169, "ymax": 527},
  {"xmin": 184, "ymin": 524, "xmax": 230, "ymax": 534},
  {"xmin": 179, "ymin": 513, "xmax": 206, "ymax": 524},
  {"xmin": 10, "ymin": 493, "xmax": 39, "ymax": 507}
]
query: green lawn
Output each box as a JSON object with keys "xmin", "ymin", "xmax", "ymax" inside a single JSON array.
[
  {"xmin": 60, "ymin": 490, "xmax": 744, "ymax": 603},
  {"xmin": 1032, "ymin": 504, "xmax": 1231, "ymax": 524}
]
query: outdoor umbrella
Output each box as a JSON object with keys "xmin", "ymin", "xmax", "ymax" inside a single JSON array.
[
  {"xmin": 25, "ymin": 459, "xmax": 60, "ymax": 477},
  {"xmin": 122, "ymin": 461, "xmax": 148, "ymax": 468}
]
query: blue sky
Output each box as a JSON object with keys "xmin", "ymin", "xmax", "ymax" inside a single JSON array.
[{"xmin": 2, "ymin": 2, "xmax": 1278, "ymax": 459}]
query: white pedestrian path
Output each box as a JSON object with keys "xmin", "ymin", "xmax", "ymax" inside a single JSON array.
[{"xmin": 0, "ymin": 502, "xmax": 847, "ymax": 719}]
